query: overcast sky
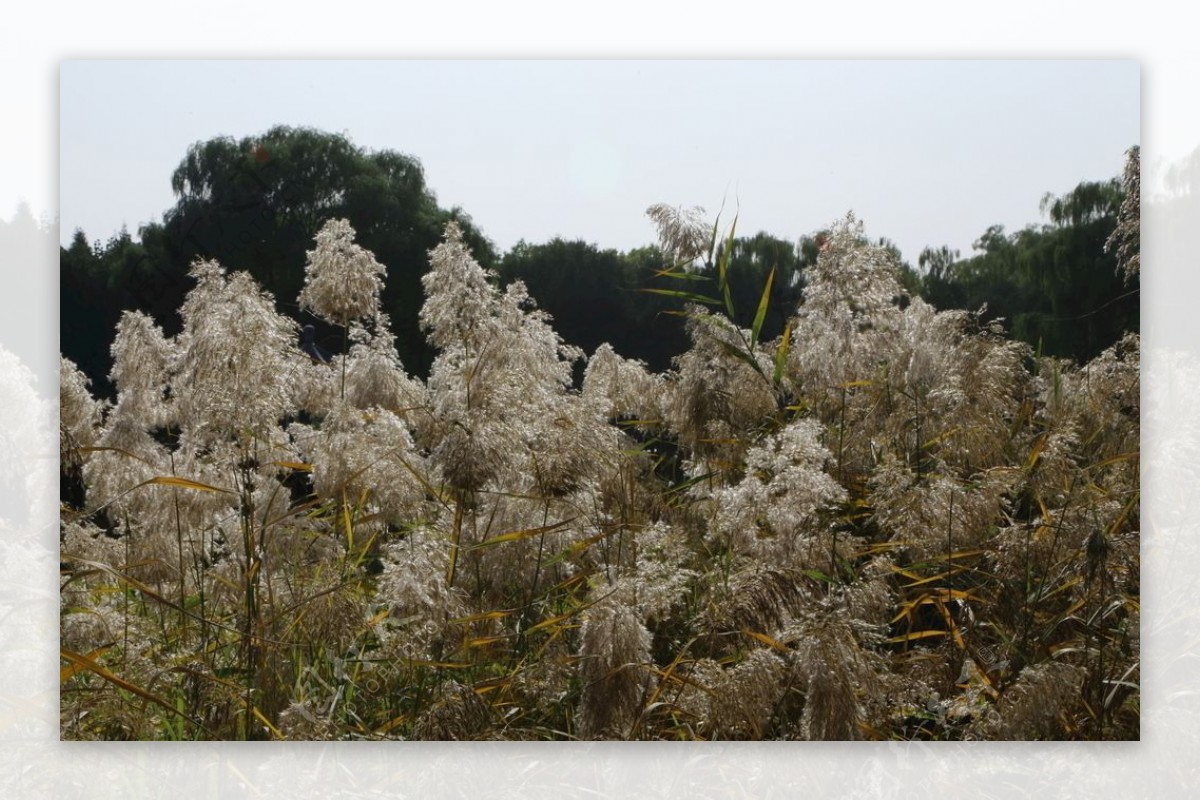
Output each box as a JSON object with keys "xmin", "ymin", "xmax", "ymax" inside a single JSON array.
[{"xmin": 58, "ymin": 59, "xmax": 1139, "ymax": 267}]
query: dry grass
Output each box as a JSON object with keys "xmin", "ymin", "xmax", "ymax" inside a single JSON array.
[{"xmin": 59, "ymin": 214, "xmax": 1139, "ymax": 741}]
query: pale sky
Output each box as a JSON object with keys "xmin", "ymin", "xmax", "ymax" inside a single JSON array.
[{"xmin": 59, "ymin": 59, "xmax": 1140, "ymax": 267}]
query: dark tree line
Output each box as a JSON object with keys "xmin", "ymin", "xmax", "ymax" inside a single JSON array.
[
  {"xmin": 61, "ymin": 127, "xmax": 1138, "ymax": 398},
  {"xmin": 62, "ymin": 126, "xmax": 494, "ymax": 397},
  {"xmin": 497, "ymin": 240, "xmax": 687, "ymax": 374},
  {"xmin": 495, "ymin": 231, "xmax": 827, "ymax": 374},
  {"xmin": 919, "ymin": 173, "xmax": 1138, "ymax": 364}
]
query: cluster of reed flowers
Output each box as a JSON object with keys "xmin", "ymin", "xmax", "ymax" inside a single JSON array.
[{"xmin": 60, "ymin": 206, "xmax": 1138, "ymax": 741}]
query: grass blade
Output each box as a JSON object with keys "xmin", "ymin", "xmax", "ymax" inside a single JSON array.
[
  {"xmin": 713, "ymin": 337, "xmax": 767, "ymax": 380},
  {"xmin": 741, "ymin": 628, "xmax": 790, "ymax": 652},
  {"xmin": 469, "ymin": 518, "xmax": 575, "ymax": 551},
  {"xmin": 717, "ymin": 211, "xmax": 739, "ymax": 320},
  {"xmin": 138, "ymin": 475, "xmax": 233, "ymax": 494},
  {"xmin": 886, "ymin": 630, "xmax": 948, "ymax": 643},
  {"xmin": 60, "ymin": 645, "xmax": 110, "ymax": 683},
  {"xmin": 773, "ymin": 320, "xmax": 792, "ymax": 385},
  {"xmin": 750, "ymin": 265, "xmax": 776, "ymax": 347},
  {"xmin": 642, "ymin": 287, "xmax": 722, "ymax": 306},
  {"xmin": 61, "ymin": 648, "xmax": 204, "ymax": 730}
]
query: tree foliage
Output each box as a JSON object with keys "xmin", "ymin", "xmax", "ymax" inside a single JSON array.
[
  {"xmin": 917, "ymin": 176, "xmax": 1137, "ymax": 363},
  {"xmin": 61, "ymin": 126, "xmax": 496, "ymax": 395},
  {"xmin": 62, "ymin": 128, "xmax": 1137, "ymax": 404}
]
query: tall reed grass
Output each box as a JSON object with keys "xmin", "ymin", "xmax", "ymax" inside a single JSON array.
[{"xmin": 60, "ymin": 206, "xmax": 1139, "ymax": 741}]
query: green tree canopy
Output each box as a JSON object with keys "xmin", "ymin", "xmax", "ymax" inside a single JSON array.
[
  {"xmin": 62, "ymin": 126, "xmax": 497, "ymax": 393},
  {"xmin": 497, "ymin": 238, "xmax": 689, "ymax": 373},
  {"xmin": 916, "ymin": 176, "xmax": 1137, "ymax": 362},
  {"xmin": 705, "ymin": 232, "xmax": 810, "ymax": 339}
]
